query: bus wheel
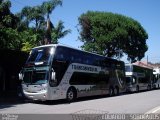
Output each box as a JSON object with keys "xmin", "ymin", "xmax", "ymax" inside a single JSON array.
[
  {"xmin": 114, "ymin": 87, "xmax": 119, "ymax": 96},
  {"xmin": 136, "ymin": 86, "xmax": 139, "ymax": 93},
  {"xmin": 109, "ymin": 87, "xmax": 114, "ymax": 96},
  {"xmin": 66, "ymin": 87, "xmax": 76, "ymax": 102}
]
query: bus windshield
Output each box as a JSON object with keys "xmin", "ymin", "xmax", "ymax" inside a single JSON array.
[
  {"xmin": 126, "ymin": 77, "xmax": 132, "ymax": 84},
  {"xmin": 23, "ymin": 71, "xmax": 48, "ymax": 84},
  {"xmin": 125, "ymin": 65, "xmax": 132, "ymax": 72},
  {"xmin": 26, "ymin": 47, "xmax": 54, "ymax": 65}
]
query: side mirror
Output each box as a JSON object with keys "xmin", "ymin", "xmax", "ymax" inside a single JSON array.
[
  {"xmin": 51, "ymin": 71, "xmax": 56, "ymax": 81},
  {"xmin": 50, "ymin": 70, "xmax": 57, "ymax": 87},
  {"xmin": 19, "ymin": 73, "xmax": 23, "ymax": 81},
  {"xmin": 132, "ymin": 78, "xmax": 136, "ymax": 84}
]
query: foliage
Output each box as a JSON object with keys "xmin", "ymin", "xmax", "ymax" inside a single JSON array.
[
  {"xmin": 0, "ymin": 28, "xmax": 21, "ymax": 50},
  {"xmin": 42, "ymin": 0, "xmax": 62, "ymax": 43},
  {"xmin": 0, "ymin": 0, "xmax": 21, "ymax": 50},
  {"xmin": 0, "ymin": 0, "xmax": 19, "ymax": 29},
  {"xmin": 0, "ymin": 28, "xmax": 43, "ymax": 52},
  {"xmin": 19, "ymin": 5, "xmax": 45, "ymax": 30},
  {"xmin": 20, "ymin": 29, "xmax": 44, "ymax": 52},
  {"xmin": 0, "ymin": 0, "xmax": 70, "ymax": 51},
  {"xmin": 51, "ymin": 20, "xmax": 71, "ymax": 43},
  {"xmin": 42, "ymin": 0, "xmax": 62, "ymax": 19},
  {"xmin": 78, "ymin": 11, "xmax": 148, "ymax": 62}
]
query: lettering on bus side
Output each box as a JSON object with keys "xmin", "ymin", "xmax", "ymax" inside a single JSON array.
[
  {"xmin": 72, "ymin": 64, "xmax": 98, "ymax": 72},
  {"xmin": 137, "ymin": 73, "xmax": 145, "ymax": 77}
]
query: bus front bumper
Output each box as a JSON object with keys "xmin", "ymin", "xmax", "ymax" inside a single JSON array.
[
  {"xmin": 23, "ymin": 90, "xmax": 48, "ymax": 101},
  {"xmin": 126, "ymin": 86, "xmax": 136, "ymax": 92}
]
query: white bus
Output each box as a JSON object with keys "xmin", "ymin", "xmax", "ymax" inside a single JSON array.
[
  {"xmin": 19, "ymin": 44, "xmax": 126, "ymax": 101},
  {"xmin": 125, "ymin": 64, "xmax": 153, "ymax": 92}
]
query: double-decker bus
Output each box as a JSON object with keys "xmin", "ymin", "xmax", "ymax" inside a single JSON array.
[
  {"xmin": 19, "ymin": 44, "xmax": 126, "ymax": 101},
  {"xmin": 125, "ymin": 64, "xmax": 153, "ymax": 92}
]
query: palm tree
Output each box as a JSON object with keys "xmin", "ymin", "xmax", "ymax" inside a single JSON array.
[
  {"xmin": 42, "ymin": 0, "xmax": 62, "ymax": 19},
  {"xmin": 42, "ymin": 0, "xmax": 62, "ymax": 44},
  {"xmin": 18, "ymin": 0, "xmax": 70, "ymax": 46},
  {"xmin": 30, "ymin": 6, "xmax": 45, "ymax": 31},
  {"xmin": 21, "ymin": 6, "xmax": 32, "ymax": 28},
  {"xmin": 20, "ymin": 6, "xmax": 45, "ymax": 31},
  {"xmin": 51, "ymin": 20, "xmax": 71, "ymax": 44},
  {"xmin": 0, "ymin": 0, "xmax": 17, "ymax": 28}
]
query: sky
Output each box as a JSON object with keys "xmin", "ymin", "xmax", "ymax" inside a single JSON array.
[{"xmin": 10, "ymin": 0, "xmax": 160, "ymax": 63}]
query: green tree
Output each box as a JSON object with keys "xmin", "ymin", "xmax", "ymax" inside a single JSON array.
[
  {"xmin": 51, "ymin": 20, "xmax": 71, "ymax": 44},
  {"xmin": 0, "ymin": 0, "xmax": 22, "ymax": 50},
  {"xmin": 19, "ymin": 0, "xmax": 70, "ymax": 46},
  {"xmin": 20, "ymin": 29, "xmax": 44, "ymax": 52},
  {"xmin": 0, "ymin": 0, "xmax": 70, "ymax": 51},
  {"xmin": 0, "ymin": 0, "xmax": 17, "ymax": 28},
  {"xmin": 20, "ymin": 6, "xmax": 45, "ymax": 31},
  {"xmin": 42, "ymin": 0, "xmax": 62, "ymax": 43},
  {"xmin": 42, "ymin": 0, "xmax": 62, "ymax": 19},
  {"xmin": 78, "ymin": 11, "xmax": 148, "ymax": 62},
  {"xmin": 0, "ymin": 28, "xmax": 22, "ymax": 49},
  {"xmin": 20, "ymin": 6, "xmax": 32, "ymax": 28}
]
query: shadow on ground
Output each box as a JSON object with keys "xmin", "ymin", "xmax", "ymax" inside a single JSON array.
[
  {"xmin": 1, "ymin": 89, "xmax": 159, "ymax": 109},
  {"xmin": 0, "ymin": 92, "xmax": 28, "ymax": 109}
]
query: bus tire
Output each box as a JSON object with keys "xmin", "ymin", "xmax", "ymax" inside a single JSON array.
[
  {"xmin": 66, "ymin": 87, "xmax": 76, "ymax": 102},
  {"xmin": 114, "ymin": 86, "xmax": 119, "ymax": 96},
  {"xmin": 109, "ymin": 87, "xmax": 114, "ymax": 96},
  {"xmin": 136, "ymin": 86, "xmax": 139, "ymax": 93}
]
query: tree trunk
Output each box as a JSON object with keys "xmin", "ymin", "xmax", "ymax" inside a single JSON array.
[{"xmin": 44, "ymin": 13, "xmax": 52, "ymax": 44}]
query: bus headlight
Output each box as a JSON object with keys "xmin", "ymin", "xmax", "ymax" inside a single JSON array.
[
  {"xmin": 41, "ymin": 87, "xmax": 47, "ymax": 91},
  {"xmin": 41, "ymin": 84, "xmax": 47, "ymax": 91}
]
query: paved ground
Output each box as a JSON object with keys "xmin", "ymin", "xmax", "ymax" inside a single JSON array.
[
  {"xmin": 1, "ymin": 89, "xmax": 160, "ymax": 114},
  {"xmin": 1, "ymin": 89, "xmax": 160, "ymax": 120}
]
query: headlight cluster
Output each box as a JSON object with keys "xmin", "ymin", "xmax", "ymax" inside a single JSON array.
[
  {"xmin": 41, "ymin": 87, "xmax": 47, "ymax": 91},
  {"xmin": 41, "ymin": 84, "xmax": 47, "ymax": 91}
]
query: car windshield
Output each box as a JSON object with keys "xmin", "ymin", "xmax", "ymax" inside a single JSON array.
[
  {"xmin": 23, "ymin": 71, "xmax": 48, "ymax": 84},
  {"xmin": 26, "ymin": 47, "xmax": 53, "ymax": 65}
]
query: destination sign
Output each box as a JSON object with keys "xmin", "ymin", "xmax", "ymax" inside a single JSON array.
[{"xmin": 72, "ymin": 64, "xmax": 98, "ymax": 72}]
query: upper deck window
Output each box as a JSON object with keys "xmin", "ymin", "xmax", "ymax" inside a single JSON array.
[
  {"xmin": 125, "ymin": 65, "xmax": 132, "ymax": 72},
  {"xmin": 26, "ymin": 47, "xmax": 54, "ymax": 65}
]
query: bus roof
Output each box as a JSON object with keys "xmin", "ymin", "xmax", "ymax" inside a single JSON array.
[
  {"xmin": 125, "ymin": 63, "xmax": 153, "ymax": 70},
  {"xmin": 33, "ymin": 44, "xmax": 122, "ymax": 63}
]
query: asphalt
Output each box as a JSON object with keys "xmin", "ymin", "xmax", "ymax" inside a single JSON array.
[
  {"xmin": 0, "ymin": 91, "xmax": 26, "ymax": 104},
  {"xmin": 1, "ymin": 90, "xmax": 160, "ymax": 114},
  {"xmin": 146, "ymin": 106, "xmax": 160, "ymax": 114}
]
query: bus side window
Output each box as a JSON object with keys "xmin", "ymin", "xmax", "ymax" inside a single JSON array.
[
  {"xmin": 58, "ymin": 54, "xmax": 64, "ymax": 60},
  {"xmin": 69, "ymin": 51, "xmax": 75, "ymax": 63},
  {"xmin": 71, "ymin": 51, "xmax": 82, "ymax": 63},
  {"xmin": 55, "ymin": 47, "xmax": 63, "ymax": 60},
  {"xmin": 55, "ymin": 47, "xmax": 69, "ymax": 62},
  {"xmin": 93, "ymin": 55, "xmax": 100, "ymax": 66}
]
